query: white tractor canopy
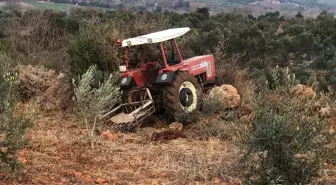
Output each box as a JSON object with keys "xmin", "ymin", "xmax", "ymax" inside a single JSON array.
[{"xmin": 121, "ymin": 27, "xmax": 190, "ymax": 47}]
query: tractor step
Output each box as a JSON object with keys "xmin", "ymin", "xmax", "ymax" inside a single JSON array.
[{"xmin": 98, "ymin": 88, "xmax": 155, "ymax": 131}]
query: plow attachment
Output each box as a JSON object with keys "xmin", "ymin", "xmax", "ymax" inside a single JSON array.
[{"xmin": 99, "ymin": 88, "xmax": 155, "ymax": 131}]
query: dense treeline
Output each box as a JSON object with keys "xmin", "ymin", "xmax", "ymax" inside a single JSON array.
[{"xmin": 0, "ymin": 7, "xmax": 336, "ymax": 91}]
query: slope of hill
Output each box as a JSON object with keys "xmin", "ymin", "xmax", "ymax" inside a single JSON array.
[{"xmin": 0, "ymin": 1, "xmax": 110, "ymax": 12}]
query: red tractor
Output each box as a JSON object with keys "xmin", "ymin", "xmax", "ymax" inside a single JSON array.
[{"xmin": 100, "ymin": 27, "xmax": 218, "ymax": 131}]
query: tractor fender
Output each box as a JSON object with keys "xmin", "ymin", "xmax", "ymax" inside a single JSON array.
[{"xmin": 155, "ymin": 72, "xmax": 176, "ymax": 84}]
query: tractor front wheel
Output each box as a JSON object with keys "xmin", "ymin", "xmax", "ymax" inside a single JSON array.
[{"xmin": 163, "ymin": 71, "xmax": 201, "ymax": 123}]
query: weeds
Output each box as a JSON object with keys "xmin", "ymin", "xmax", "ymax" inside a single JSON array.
[{"xmin": 201, "ymin": 97, "xmax": 224, "ymax": 116}]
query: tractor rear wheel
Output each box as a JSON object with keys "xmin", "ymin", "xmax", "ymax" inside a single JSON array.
[{"xmin": 163, "ymin": 71, "xmax": 201, "ymax": 123}]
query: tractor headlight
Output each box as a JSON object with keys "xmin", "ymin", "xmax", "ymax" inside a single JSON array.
[
  {"xmin": 119, "ymin": 65, "xmax": 126, "ymax": 72},
  {"xmin": 120, "ymin": 76, "xmax": 133, "ymax": 88},
  {"xmin": 121, "ymin": 77, "xmax": 127, "ymax": 84}
]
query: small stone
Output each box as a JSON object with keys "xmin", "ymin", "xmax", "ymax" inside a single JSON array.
[
  {"xmin": 18, "ymin": 157, "xmax": 27, "ymax": 164},
  {"xmin": 83, "ymin": 176, "xmax": 93, "ymax": 183},
  {"xmin": 213, "ymin": 177, "xmax": 221, "ymax": 183},
  {"xmin": 101, "ymin": 130, "xmax": 117, "ymax": 141},
  {"xmin": 95, "ymin": 177, "xmax": 106, "ymax": 184},
  {"xmin": 151, "ymin": 180, "xmax": 160, "ymax": 185},
  {"xmin": 80, "ymin": 129, "xmax": 88, "ymax": 135},
  {"xmin": 74, "ymin": 172, "xmax": 82, "ymax": 179},
  {"xmin": 1, "ymin": 147, "xmax": 8, "ymax": 153},
  {"xmin": 169, "ymin": 122, "xmax": 183, "ymax": 131},
  {"xmin": 61, "ymin": 178, "xmax": 70, "ymax": 183}
]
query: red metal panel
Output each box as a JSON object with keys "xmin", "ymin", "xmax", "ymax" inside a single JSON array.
[{"xmin": 121, "ymin": 54, "xmax": 216, "ymax": 87}]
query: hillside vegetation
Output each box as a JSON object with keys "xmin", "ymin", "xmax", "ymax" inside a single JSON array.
[{"xmin": 0, "ymin": 7, "xmax": 334, "ymax": 185}]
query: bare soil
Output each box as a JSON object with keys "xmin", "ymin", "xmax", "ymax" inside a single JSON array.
[
  {"xmin": 1, "ymin": 106, "xmax": 335, "ymax": 185},
  {"xmin": 1, "ymin": 110, "xmax": 245, "ymax": 185}
]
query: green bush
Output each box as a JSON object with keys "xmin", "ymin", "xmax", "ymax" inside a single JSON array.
[
  {"xmin": 68, "ymin": 22, "xmax": 121, "ymax": 76},
  {"xmin": 72, "ymin": 65, "xmax": 120, "ymax": 147},
  {"xmin": 0, "ymin": 55, "xmax": 33, "ymax": 176},
  {"xmin": 243, "ymin": 69, "xmax": 330, "ymax": 185}
]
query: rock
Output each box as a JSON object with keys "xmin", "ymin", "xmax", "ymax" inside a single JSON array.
[
  {"xmin": 74, "ymin": 172, "xmax": 83, "ymax": 179},
  {"xmin": 213, "ymin": 177, "xmax": 222, "ymax": 183},
  {"xmin": 83, "ymin": 176, "xmax": 93, "ymax": 183},
  {"xmin": 215, "ymin": 113, "xmax": 221, "ymax": 119},
  {"xmin": 294, "ymin": 84, "xmax": 316, "ymax": 99},
  {"xmin": 328, "ymin": 117, "xmax": 336, "ymax": 132},
  {"xmin": 61, "ymin": 178, "xmax": 70, "ymax": 183},
  {"xmin": 80, "ymin": 129, "xmax": 88, "ymax": 135},
  {"xmin": 151, "ymin": 180, "xmax": 160, "ymax": 185},
  {"xmin": 101, "ymin": 130, "xmax": 117, "ymax": 141},
  {"xmin": 18, "ymin": 156, "xmax": 27, "ymax": 164},
  {"xmin": 208, "ymin": 85, "xmax": 241, "ymax": 109},
  {"xmin": 169, "ymin": 122, "xmax": 183, "ymax": 131},
  {"xmin": 95, "ymin": 177, "xmax": 106, "ymax": 184},
  {"xmin": 1, "ymin": 147, "xmax": 7, "ymax": 153}
]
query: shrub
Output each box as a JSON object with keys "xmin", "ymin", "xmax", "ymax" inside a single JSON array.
[
  {"xmin": 191, "ymin": 117, "xmax": 249, "ymax": 144},
  {"xmin": 243, "ymin": 69, "xmax": 331, "ymax": 185},
  {"xmin": 68, "ymin": 22, "xmax": 121, "ymax": 77},
  {"xmin": 4, "ymin": 9, "xmax": 72, "ymax": 72},
  {"xmin": 200, "ymin": 97, "xmax": 223, "ymax": 116},
  {"xmin": 17, "ymin": 65, "xmax": 73, "ymax": 111},
  {"xmin": 72, "ymin": 65, "xmax": 120, "ymax": 147},
  {"xmin": 0, "ymin": 55, "xmax": 33, "ymax": 176}
]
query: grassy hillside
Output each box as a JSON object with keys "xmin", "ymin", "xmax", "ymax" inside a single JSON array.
[
  {"xmin": 28, "ymin": 1, "xmax": 74, "ymax": 12},
  {"xmin": 28, "ymin": 1, "xmax": 110, "ymax": 12},
  {"xmin": 0, "ymin": 1, "xmax": 111, "ymax": 12}
]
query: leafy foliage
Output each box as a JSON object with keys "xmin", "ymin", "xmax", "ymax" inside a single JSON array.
[
  {"xmin": 243, "ymin": 69, "xmax": 330, "ymax": 184},
  {"xmin": 0, "ymin": 54, "xmax": 33, "ymax": 176},
  {"xmin": 72, "ymin": 65, "xmax": 120, "ymax": 147}
]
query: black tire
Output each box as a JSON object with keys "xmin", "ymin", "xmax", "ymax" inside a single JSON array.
[{"xmin": 163, "ymin": 71, "xmax": 201, "ymax": 123}]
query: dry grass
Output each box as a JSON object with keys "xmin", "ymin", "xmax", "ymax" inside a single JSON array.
[
  {"xmin": 1, "ymin": 109, "xmax": 245, "ymax": 185},
  {"xmin": 186, "ymin": 117, "xmax": 250, "ymax": 145},
  {"xmin": 1, "ymin": 101, "xmax": 334, "ymax": 185}
]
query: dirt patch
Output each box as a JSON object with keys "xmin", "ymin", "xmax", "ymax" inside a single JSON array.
[
  {"xmin": 0, "ymin": 111, "xmax": 246, "ymax": 185},
  {"xmin": 1, "ymin": 106, "xmax": 334, "ymax": 185}
]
